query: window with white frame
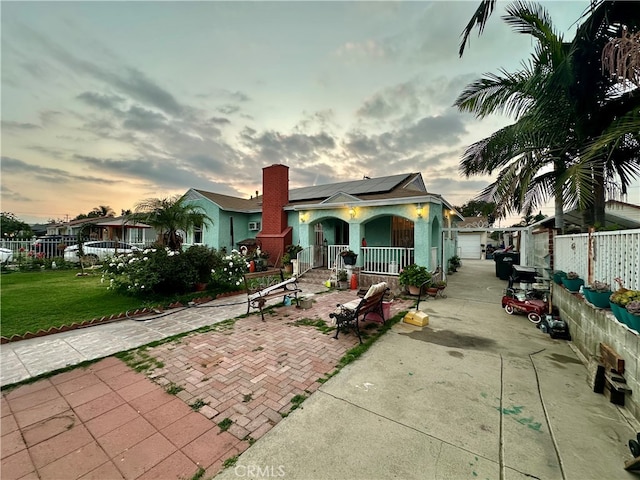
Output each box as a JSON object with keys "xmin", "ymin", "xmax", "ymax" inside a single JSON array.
[{"xmin": 193, "ymin": 224, "xmax": 203, "ymax": 244}]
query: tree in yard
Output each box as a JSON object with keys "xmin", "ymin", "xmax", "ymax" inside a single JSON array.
[
  {"xmin": 0, "ymin": 213, "xmax": 34, "ymax": 239},
  {"xmin": 131, "ymin": 195, "xmax": 212, "ymax": 251},
  {"xmin": 454, "ymin": 200, "xmax": 497, "ymax": 224}
]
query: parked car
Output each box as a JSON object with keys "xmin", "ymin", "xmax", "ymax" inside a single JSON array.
[
  {"xmin": 64, "ymin": 241, "xmax": 139, "ymax": 263},
  {"xmin": 32, "ymin": 236, "xmax": 78, "ymax": 258},
  {"xmin": 0, "ymin": 247, "xmax": 13, "ymax": 264}
]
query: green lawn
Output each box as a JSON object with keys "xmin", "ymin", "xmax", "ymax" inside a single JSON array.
[{"xmin": 0, "ymin": 270, "xmax": 152, "ymax": 338}]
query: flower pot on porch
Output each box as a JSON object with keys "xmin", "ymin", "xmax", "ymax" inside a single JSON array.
[
  {"xmin": 562, "ymin": 277, "xmax": 584, "ymax": 293},
  {"xmin": 426, "ymin": 287, "xmax": 439, "ymax": 297},
  {"xmin": 407, "ymin": 285, "xmax": 422, "ymax": 295},
  {"xmin": 283, "ymin": 263, "xmax": 293, "ymax": 274},
  {"xmin": 582, "ymin": 287, "xmax": 593, "ymax": 303}
]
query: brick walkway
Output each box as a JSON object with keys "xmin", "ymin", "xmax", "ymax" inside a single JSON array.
[{"xmin": 1, "ymin": 290, "xmax": 411, "ymax": 479}]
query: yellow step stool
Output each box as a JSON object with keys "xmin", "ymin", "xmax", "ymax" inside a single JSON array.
[{"xmin": 403, "ymin": 310, "xmax": 429, "ymax": 327}]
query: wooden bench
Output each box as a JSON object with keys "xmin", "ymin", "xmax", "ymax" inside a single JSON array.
[
  {"xmin": 244, "ymin": 269, "xmax": 302, "ymax": 321},
  {"xmin": 329, "ymin": 282, "xmax": 389, "ymax": 344}
]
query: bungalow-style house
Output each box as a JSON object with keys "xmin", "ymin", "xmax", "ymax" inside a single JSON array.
[{"xmin": 182, "ymin": 164, "xmax": 463, "ymax": 287}]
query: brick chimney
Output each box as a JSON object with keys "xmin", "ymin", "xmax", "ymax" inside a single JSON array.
[{"xmin": 256, "ymin": 164, "xmax": 292, "ymax": 265}]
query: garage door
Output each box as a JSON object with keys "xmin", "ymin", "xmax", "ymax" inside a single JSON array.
[{"xmin": 458, "ymin": 234, "xmax": 482, "ymax": 259}]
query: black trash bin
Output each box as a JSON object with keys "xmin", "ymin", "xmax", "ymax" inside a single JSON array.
[{"xmin": 493, "ymin": 250, "xmax": 520, "ymax": 280}]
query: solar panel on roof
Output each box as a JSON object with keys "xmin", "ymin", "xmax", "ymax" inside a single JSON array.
[{"xmin": 289, "ymin": 173, "xmax": 411, "ymax": 201}]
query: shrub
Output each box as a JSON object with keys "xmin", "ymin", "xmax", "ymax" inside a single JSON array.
[
  {"xmin": 398, "ymin": 264, "xmax": 431, "ymax": 287},
  {"xmin": 102, "ymin": 247, "xmax": 197, "ymax": 296},
  {"xmin": 211, "ymin": 250, "xmax": 248, "ymax": 289},
  {"xmin": 183, "ymin": 245, "xmax": 218, "ymax": 283}
]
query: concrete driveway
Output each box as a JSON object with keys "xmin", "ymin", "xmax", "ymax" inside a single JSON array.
[{"xmin": 216, "ymin": 259, "xmax": 639, "ymax": 479}]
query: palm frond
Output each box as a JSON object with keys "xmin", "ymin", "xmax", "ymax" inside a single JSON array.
[{"xmin": 459, "ymin": 0, "xmax": 497, "ymax": 57}]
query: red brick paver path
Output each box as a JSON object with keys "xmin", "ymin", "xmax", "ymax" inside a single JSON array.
[{"xmin": 1, "ymin": 290, "xmax": 410, "ymax": 479}]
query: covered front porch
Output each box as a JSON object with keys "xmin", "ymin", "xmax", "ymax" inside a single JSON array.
[{"xmin": 293, "ymin": 205, "xmax": 449, "ymax": 290}]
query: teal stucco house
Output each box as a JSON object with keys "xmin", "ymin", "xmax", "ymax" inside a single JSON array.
[{"xmin": 181, "ymin": 164, "xmax": 462, "ymax": 283}]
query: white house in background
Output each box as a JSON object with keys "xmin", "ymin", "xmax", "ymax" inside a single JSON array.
[
  {"xmin": 456, "ymin": 216, "xmax": 492, "ymax": 259},
  {"xmin": 46, "ymin": 216, "xmax": 154, "ymax": 244}
]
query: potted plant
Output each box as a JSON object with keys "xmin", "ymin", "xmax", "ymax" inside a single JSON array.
[
  {"xmin": 340, "ymin": 249, "xmax": 358, "ymax": 266},
  {"xmin": 561, "ymin": 271, "xmax": 584, "ymax": 292},
  {"xmin": 585, "ymin": 280, "xmax": 612, "ymax": 309},
  {"xmin": 552, "ymin": 270, "xmax": 567, "ymax": 285},
  {"xmin": 337, "ymin": 269, "xmax": 348, "ymax": 289},
  {"xmin": 434, "ymin": 280, "xmax": 447, "ymax": 290},
  {"xmin": 282, "ymin": 244, "xmax": 303, "ymax": 273},
  {"xmin": 448, "ymin": 256, "xmax": 461, "ymax": 272},
  {"xmin": 626, "ymin": 299, "xmax": 640, "ymax": 332},
  {"xmin": 399, "ymin": 264, "xmax": 432, "ymax": 295}
]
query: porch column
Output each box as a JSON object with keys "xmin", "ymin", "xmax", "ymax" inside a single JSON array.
[
  {"xmin": 349, "ymin": 221, "xmax": 365, "ymax": 266},
  {"xmin": 414, "ymin": 216, "xmax": 431, "ymax": 268},
  {"xmin": 299, "ymin": 217, "xmax": 311, "ymax": 250}
]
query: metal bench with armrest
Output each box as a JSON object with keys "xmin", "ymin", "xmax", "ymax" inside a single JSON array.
[{"xmin": 329, "ymin": 282, "xmax": 389, "ymax": 344}]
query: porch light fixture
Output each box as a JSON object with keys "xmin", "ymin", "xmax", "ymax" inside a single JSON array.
[
  {"xmin": 299, "ymin": 212, "xmax": 308, "ymax": 223},
  {"xmin": 416, "ymin": 204, "xmax": 423, "ymax": 218},
  {"xmin": 349, "ymin": 207, "xmax": 356, "ymax": 219}
]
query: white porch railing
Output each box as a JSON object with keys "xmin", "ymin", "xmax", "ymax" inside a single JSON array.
[
  {"xmin": 361, "ymin": 247, "xmax": 414, "ymax": 275},
  {"xmin": 554, "ymin": 228, "xmax": 640, "ymax": 290},
  {"xmin": 328, "ymin": 244, "xmax": 349, "ymax": 270},
  {"xmin": 296, "ymin": 246, "xmax": 313, "ymax": 277}
]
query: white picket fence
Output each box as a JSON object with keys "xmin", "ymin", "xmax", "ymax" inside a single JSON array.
[{"xmin": 554, "ymin": 228, "xmax": 640, "ymax": 290}]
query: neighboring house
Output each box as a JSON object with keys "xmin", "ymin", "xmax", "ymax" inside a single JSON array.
[
  {"xmin": 45, "ymin": 216, "xmax": 154, "ymax": 244},
  {"xmin": 182, "ymin": 164, "xmax": 463, "ymax": 280},
  {"xmin": 456, "ymin": 216, "xmax": 492, "ymax": 259}
]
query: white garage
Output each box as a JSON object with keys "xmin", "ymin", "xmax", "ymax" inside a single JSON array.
[{"xmin": 458, "ymin": 233, "xmax": 482, "ymax": 259}]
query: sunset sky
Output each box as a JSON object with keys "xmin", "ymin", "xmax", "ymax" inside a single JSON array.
[{"xmin": 4, "ymin": 1, "xmax": 625, "ymax": 226}]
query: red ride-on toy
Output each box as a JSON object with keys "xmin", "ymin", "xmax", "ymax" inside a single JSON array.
[{"xmin": 501, "ymin": 288, "xmax": 548, "ymax": 324}]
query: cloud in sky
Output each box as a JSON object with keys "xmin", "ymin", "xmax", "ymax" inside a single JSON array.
[{"xmin": 0, "ymin": 1, "xmax": 599, "ymax": 223}]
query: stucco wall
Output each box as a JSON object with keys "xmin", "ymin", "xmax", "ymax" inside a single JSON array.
[{"xmin": 553, "ymin": 285, "xmax": 640, "ymax": 421}]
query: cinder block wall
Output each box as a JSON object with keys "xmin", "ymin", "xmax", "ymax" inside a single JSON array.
[{"xmin": 553, "ymin": 285, "xmax": 639, "ymax": 421}]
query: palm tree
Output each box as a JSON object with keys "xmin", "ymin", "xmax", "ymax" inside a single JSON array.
[
  {"xmin": 456, "ymin": 1, "xmax": 640, "ymax": 230},
  {"xmin": 456, "ymin": 1, "xmax": 575, "ymax": 230},
  {"xmin": 88, "ymin": 205, "xmax": 115, "ymax": 218},
  {"xmin": 132, "ymin": 195, "xmax": 212, "ymax": 251}
]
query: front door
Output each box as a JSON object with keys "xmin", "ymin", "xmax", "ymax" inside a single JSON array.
[{"xmin": 314, "ymin": 223, "xmax": 325, "ymax": 268}]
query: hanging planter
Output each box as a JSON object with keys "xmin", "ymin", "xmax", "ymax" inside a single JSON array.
[{"xmin": 340, "ymin": 250, "xmax": 358, "ymax": 265}]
